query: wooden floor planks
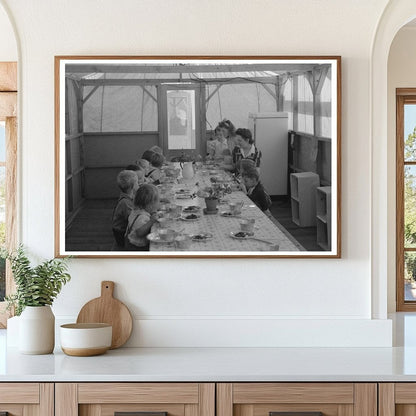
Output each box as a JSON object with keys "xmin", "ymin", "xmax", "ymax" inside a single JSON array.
[{"xmin": 65, "ymin": 198, "xmax": 322, "ymax": 252}]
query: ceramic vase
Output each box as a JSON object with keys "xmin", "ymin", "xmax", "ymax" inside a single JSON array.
[
  {"xmin": 181, "ymin": 162, "xmax": 194, "ymax": 180},
  {"xmin": 19, "ymin": 305, "xmax": 55, "ymax": 354}
]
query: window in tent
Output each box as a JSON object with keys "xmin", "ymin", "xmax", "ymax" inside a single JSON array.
[
  {"xmin": 282, "ymin": 77, "xmax": 293, "ymax": 131},
  {"xmin": 205, "ymin": 81, "xmax": 277, "ymax": 131},
  {"xmin": 82, "ymin": 76, "xmax": 158, "ymax": 133},
  {"xmin": 295, "ymin": 74, "xmax": 314, "ymax": 135},
  {"xmin": 318, "ymin": 73, "xmax": 332, "ymax": 138}
]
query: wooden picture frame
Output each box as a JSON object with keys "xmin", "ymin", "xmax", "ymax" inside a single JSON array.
[{"xmin": 55, "ymin": 56, "xmax": 341, "ymax": 258}]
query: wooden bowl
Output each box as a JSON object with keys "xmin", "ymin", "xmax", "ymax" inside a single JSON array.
[{"xmin": 60, "ymin": 323, "xmax": 112, "ymax": 356}]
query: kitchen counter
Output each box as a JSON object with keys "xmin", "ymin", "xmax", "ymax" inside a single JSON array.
[
  {"xmin": 2, "ymin": 313, "xmax": 416, "ymax": 382},
  {"xmin": 2, "ymin": 345, "xmax": 416, "ymax": 382}
]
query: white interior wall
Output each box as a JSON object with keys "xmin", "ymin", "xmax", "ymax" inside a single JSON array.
[
  {"xmin": 387, "ymin": 26, "xmax": 416, "ymax": 312},
  {"xmin": 0, "ymin": 3, "xmax": 16, "ymax": 61},
  {"xmin": 0, "ymin": 0, "xmax": 393, "ymax": 347}
]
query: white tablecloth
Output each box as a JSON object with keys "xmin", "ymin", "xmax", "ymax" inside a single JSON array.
[{"xmin": 150, "ymin": 166, "xmax": 302, "ymax": 252}]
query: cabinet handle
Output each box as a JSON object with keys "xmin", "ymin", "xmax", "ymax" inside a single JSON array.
[
  {"xmin": 270, "ymin": 413, "xmax": 323, "ymax": 416},
  {"xmin": 115, "ymin": 412, "xmax": 168, "ymax": 416}
]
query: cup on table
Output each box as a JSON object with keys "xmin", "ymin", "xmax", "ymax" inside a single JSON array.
[
  {"xmin": 158, "ymin": 228, "xmax": 176, "ymax": 241},
  {"xmin": 229, "ymin": 201, "xmax": 243, "ymax": 215},
  {"xmin": 240, "ymin": 218, "xmax": 255, "ymax": 234},
  {"xmin": 158, "ymin": 217, "xmax": 171, "ymax": 229},
  {"xmin": 174, "ymin": 234, "xmax": 192, "ymax": 250}
]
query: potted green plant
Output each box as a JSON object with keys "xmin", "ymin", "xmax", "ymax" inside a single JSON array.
[
  {"xmin": 204, "ymin": 187, "xmax": 220, "ymax": 212},
  {"xmin": 202, "ymin": 184, "xmax": 232, "ymax": 212},
  {"xmin": 3, "ymin": 246, "xmax": 71, "ymax": 354}
]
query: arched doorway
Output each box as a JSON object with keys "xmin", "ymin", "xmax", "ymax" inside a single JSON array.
[{"xmin": 371, "ymin": 0, "xmax": 416, "ymax": 318}]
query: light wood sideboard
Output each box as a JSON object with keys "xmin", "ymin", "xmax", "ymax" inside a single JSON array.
[{"xmin": 6, "ymin": 382, "xmax": 416, "ymax": 416}]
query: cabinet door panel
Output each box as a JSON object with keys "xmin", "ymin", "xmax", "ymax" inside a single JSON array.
[
  {"xmin": 218, "ymin": 383, "xmax": 375, "ymax": 416},
  {"xmin": 0, "ymin": 383, "xmax": 53, "ymax": 416},
  {"xmin": 379, "ymin": 383, "xmax": 416, "ymax": 416},
  {"xmin": 57, "ymin": 383, "xmax": 215, "ymax": 416}
]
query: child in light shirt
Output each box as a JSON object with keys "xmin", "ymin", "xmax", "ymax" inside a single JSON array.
[
  {"xmin": 125, "ymin": 184, "xmax": 160, "ymax": 251},
  {"xmin": 112, "ymin": 170, "xmax": 139, "ymax": 249},
  {"xmin": 208, "ymin": 127, "xmax": 229, "ymax": 159}
]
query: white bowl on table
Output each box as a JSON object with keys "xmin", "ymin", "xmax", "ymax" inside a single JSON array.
[{"xmin": 60, "ymin": 323, "xmax": 112, "ymax": 357}]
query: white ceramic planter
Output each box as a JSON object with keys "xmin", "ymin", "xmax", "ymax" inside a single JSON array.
[{"xmin": 19, "ymin": 306, "xmax": 55, "ymax": 354}]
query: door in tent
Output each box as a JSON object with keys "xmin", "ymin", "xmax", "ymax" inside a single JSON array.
[{"xmin": 160, "ymin": 84, "xmax": 205, "ymax": 161}]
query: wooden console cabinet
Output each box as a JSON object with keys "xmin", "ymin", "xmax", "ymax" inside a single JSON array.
[{"xmin": 4, "ymin": 381, "xmax": 416, "ymax": 416}]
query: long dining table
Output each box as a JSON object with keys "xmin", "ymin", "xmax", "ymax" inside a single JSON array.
[{"xmin": 149, "ymin": 163, "xmax": 303, "ymax": 252}]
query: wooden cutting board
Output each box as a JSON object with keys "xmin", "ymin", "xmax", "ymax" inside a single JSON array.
[{"xmin": 76, "ymin": 281, "xmax": 133, "ymax": 349}]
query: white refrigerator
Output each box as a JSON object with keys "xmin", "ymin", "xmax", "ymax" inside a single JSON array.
[{"xmin": 248, "ymin": 112, "xmax": 289, "ymax": 196}]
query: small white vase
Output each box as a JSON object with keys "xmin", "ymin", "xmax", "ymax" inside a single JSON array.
[{"xmin": 19, "ymin": 306, "xmax": 55, "ymax": 354}]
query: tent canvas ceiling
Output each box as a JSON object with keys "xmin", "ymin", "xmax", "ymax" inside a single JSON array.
[{"xmin": 65, "ymin": 61, "xmax": 332, "ymax": 138}]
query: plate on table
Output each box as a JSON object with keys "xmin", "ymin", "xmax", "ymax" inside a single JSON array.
[
  {"xmin": 183, "ymin": 205, "xmax": 201, "ymax": 213},
  {"xmin": 176, "ymin": 188, "xmax": 192, "ymax": 194},
  {"xmin": 230, "ymin": 231, "xmax": 254, "ymax": 240},
  {"xmin": 220, "ymin": 211, "xmax": 240, "ymax": 218},
  {"xmin": 147, "ymin": 232, "xmax": 174, "ymax": 243},
  {"xmin": 180, "ymin": 214, "xmax": 201, "ymax": 221},
  {"xmin": 176, "ymin": 194, "xmax": 194, "ymax": 200},
  {"xmin": 191, "ymin": 232, "xmax": 213, "ymax": 241}
]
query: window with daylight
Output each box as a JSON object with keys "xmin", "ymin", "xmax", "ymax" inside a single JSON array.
[
  {"xmin": 0, "ymin": 62, "xmax": 17, "ymax": 326},
  {"xmin": 396, "ymin": 89, "xmax": 416, "ymax": 311}
]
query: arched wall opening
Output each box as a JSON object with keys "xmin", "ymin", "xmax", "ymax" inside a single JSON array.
[
  {"xmin": 371, "ymin": 0, "xmax": 416, "ymax": 319},
  {"xmin": 387, "ymin": 19, "xmax": 416, "ymax": 313}
]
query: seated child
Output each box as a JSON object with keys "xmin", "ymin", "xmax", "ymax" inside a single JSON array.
[
  {"xmin": 141, "ymin": 149, "xmax": 155, "ymax": 162},
  {"xmin": 146, "ymin": 152, "xmax": 165, "ymax": 185},
  {"xmin": 125, "ymin": 184, "xmax": 160, "ymax": 251},
  {"xmin": 112, "ymin": 170, "xmax": 139, "ymax": 249},
  {"xmin": 241, "ymin": 167, "xmax": 272, "ymax": 212},
  {"xmin": 136, "ymin": 158, "xmax": 150, "ymax": 174},
  {"xmin": 149, "ymin": 145, "xmax": 163, "ymax": 155},
  {"xmin": 208, "ymin": 127, "xmax": 228, "ymax": 159},
  {"xmin": 125, "ymin": 164, "xmax": 146, "ymax": 186}
]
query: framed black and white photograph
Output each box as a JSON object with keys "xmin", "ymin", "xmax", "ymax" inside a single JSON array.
[{"xmin": 55, "ymin": 56, "xmax": 341, "ymax": 258}]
